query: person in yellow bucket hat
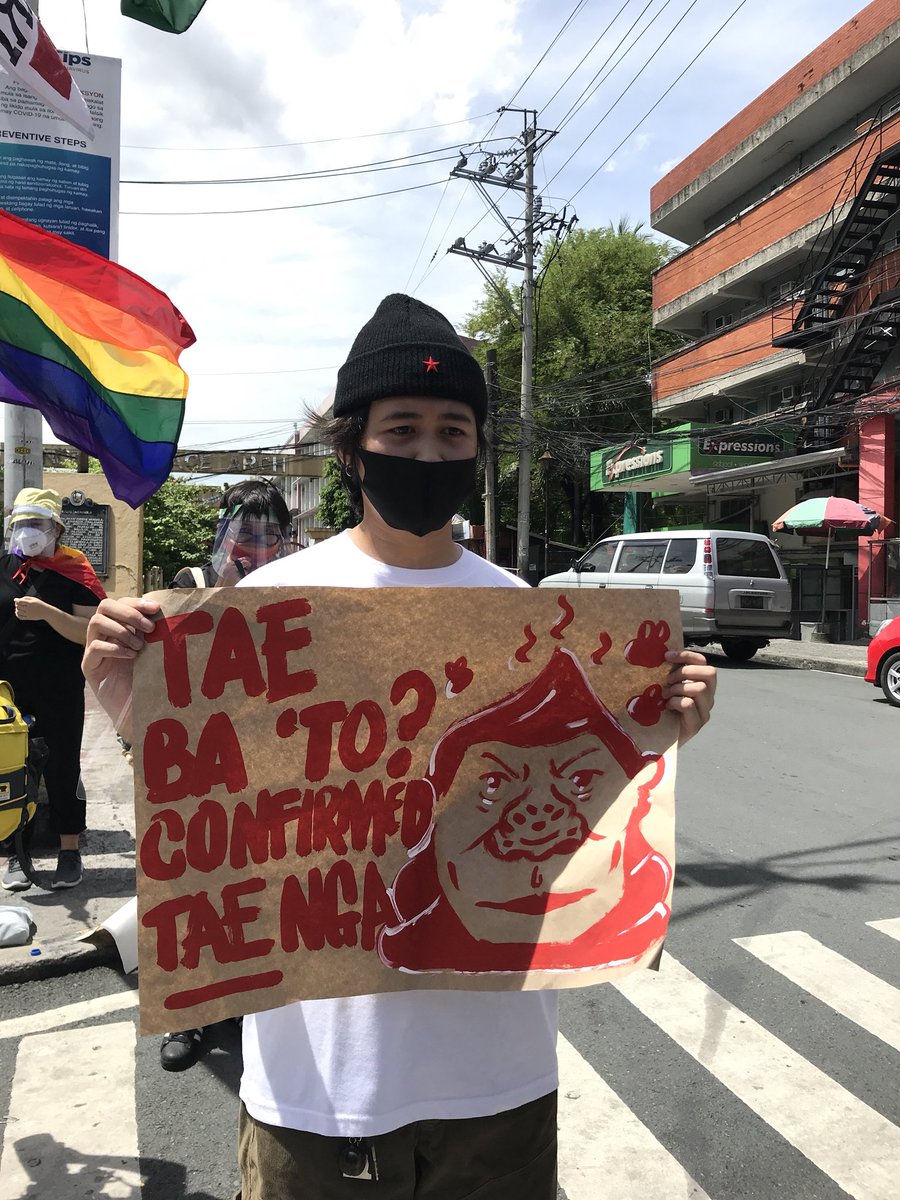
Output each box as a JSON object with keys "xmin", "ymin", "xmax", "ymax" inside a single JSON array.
[{"xmin": 0, "ymin": 488, "xmax": 106, "ymax": 891}]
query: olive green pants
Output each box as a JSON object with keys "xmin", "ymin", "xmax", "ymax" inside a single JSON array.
[{"xmin": 235, "ymin": 1092, "xmax": 557, "ymax": 1200}]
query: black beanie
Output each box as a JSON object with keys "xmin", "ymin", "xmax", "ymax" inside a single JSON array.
[{"xmin": 333, "ymin": 293, "xmax": 487, "ymax": 422}]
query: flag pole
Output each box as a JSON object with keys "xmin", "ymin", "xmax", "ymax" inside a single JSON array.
[{"xmin": 3, "ymin": 0, "xmax": 44, "ymax": 518}]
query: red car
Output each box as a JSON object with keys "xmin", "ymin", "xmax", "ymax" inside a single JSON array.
[{"xmin": 866, "ymin": 617, "xmax": 900, "ymax": 705}]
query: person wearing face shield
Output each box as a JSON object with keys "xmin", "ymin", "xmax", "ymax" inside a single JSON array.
[
  {"xmin": 170, "ymin": 479, "xmax": 292, "ymax": 591},
  {"xmin": 0, "ymin": 489, "xmax": 105, "ymax": 892},
  {"xmin": 82, "ymin": 295, "xmax": 717, "ymax": 1199},
  {"xmin": 159, "ymin": 477, "xmax": 291, "ymax": 1073}
]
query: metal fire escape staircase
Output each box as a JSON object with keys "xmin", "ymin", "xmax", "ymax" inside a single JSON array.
[
  {"xmin": 774, "ymin": 144, "xmax": 900, "ymax": 349},
  {"xmin": 800, "ymin": 289, "xmax": 900, "ymax": 448}
]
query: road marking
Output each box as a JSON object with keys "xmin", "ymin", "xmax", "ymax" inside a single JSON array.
[
  {"xmin": 735, "ymin": 930, "xmax": 900, "ymax": 1052},
  {"xmin": 615, "ymin": 952, "xmax": 900, "ymax": 1200},
  {"xmin": 557, "ymin": 1033, "xmax": 709, "ymax": 1200},
  {"xmin": 868, "ymin": 918, "xmax": 900, "ymax": 943},
  {"xmin": 0, "ymin": 1021, "xmax": 140, "ymax": 1199},
  {"xmin": 0, "ymin": 990, "xmax": 138, "ymax": 1041}
]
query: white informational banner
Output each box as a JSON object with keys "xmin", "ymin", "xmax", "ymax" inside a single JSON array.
[{"xmin": 0, "ymin": 50, "xmax": 120, "ymax": 259}]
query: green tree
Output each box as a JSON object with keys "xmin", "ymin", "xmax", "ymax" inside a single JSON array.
[
  {"xmin": 317, "ymin": 457, "xmax": 356, "ymax": 532},
  {"xmin": 142, "ymin": 477, "xmax": 220, "ymax": 584},
  {"xmin": 466, "ymin": 222, "xmax": 681, "ymax": 546}
]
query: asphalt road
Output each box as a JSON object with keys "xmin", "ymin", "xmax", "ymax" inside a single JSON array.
[{"xmin": 0, "ymin": 661, "xmax": 897, "ymax": 1200}]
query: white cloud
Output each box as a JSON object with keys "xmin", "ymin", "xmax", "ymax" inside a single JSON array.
[{"xmin": 27, "ymin": 0, "xmax": 866, "ymax": 454}]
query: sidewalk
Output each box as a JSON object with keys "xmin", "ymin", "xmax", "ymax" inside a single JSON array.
[
  {"xmin": 715, "ymin": 636, "xmax": 869, "ymax": 677},
  {"xmin": 0, "ymin": 692, "xmax": 136, "ymax": 984},
  {"xmin": 0, "ymin": 637, "xmax": 871, "ymax": 985}
]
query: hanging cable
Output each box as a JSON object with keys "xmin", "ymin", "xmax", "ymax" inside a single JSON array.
[
  {"xmin": 123, "ymin": 111, "xmax": 496, "ymax": 152},
  {"xmin": 121, "ymin": 177, "xmax": 445, "ymax": 216},
  {"xmin": 546, "ymin": 0, "xmax": 703, "ymax": 191},
  {"xmin": 561, "ymin": 0, "xmax": 750, "ymax": 200}
]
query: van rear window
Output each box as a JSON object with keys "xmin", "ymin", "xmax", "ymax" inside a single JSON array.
[{"xmin": 715, "ymin": 537, "xmax": 780, "ymax": 578}]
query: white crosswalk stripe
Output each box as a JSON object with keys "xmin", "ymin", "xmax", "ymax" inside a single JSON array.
[
  {"xmin": 0, "ymin": 990, "xmax": 138, "ymax": 1042},
  {"xmin": 734, "ymin": 930, "xmax": 900, "ymax": 1052},
  {"xmin": 0, "ymin": 1022, "xmax": 140, "ymax": 1200},
  {"xmin": 614, "ymin": 950, "xmax": 900, "ymax": 1200},
  {"xmin": 868, "ymin": 917, "xmax": 900, "ymax": 942},
  {"xmin": 557, "ymin": 1033, "xmax": 710, "ymax": 1200},
  {"xmin": 0, "ymin": 919, "xmax": 897, "ymax": 1200}
]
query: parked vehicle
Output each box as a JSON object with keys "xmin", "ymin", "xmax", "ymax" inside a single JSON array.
[
  {"xmin": 538, "ymin": 529, "xmax": 793, "ymax": 660},
  {"xmin": 865, "ymin": 617, "xmax": 900, "ymax": 705}
]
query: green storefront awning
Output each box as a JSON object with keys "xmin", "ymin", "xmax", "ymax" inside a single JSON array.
[{"xmin": 590, "ymin": 423, "xmax": 790, "ymax": 493}]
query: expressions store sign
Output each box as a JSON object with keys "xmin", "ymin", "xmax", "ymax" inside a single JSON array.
[{"xmin": 603, "ymin": 443, "xmax": 672, "ymax": 486}]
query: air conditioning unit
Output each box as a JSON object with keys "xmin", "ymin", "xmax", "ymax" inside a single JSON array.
[{"xmin": 713, "ymin": 313, "xmax": 734, "ymax": 330}]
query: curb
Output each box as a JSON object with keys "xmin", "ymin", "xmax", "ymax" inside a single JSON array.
[
  {"xmin": 0, "ymin": 935, "xmax": 119, "ymax": 986},
  {"xmin": 752, "ymin": 651, "xmax": 867, "ymax": 677}
]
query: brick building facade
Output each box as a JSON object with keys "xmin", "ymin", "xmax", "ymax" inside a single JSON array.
[{"xmin": 648, "ymin": 0, "xmax": 900, "ymax": 636}]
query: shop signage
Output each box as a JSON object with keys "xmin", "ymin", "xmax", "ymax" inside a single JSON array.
[
  {"xmin": 698, "ymin": 435, "xmax": 783, "ymax": 458},
  {"xmin": 603, "ymin": 443, "xmax": 671, "ymax": 484}
]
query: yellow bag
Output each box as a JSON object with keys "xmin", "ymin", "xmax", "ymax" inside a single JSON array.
[{"xmin": 0, "ymin": 682, "xmax": 32, "ymax": 844}]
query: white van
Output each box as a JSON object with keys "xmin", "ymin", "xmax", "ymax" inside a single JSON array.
[{"xmin": 538, "ymin": 529, "xmax": 793, "ymax": 660}]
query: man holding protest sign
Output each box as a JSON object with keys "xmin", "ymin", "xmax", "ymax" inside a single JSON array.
[{"xmin": 83, "ymin": 294, "xmax": 716, "ymax": 1199}]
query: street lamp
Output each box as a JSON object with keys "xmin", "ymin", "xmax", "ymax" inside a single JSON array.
[{"xmin": 540, "ymin": 449, "xmax": 554, "ymax": 578}]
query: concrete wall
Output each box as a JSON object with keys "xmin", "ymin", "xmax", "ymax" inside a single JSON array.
[{"xmin": 43, "ymin": 471, "xmax": 142, "ymax": 598}]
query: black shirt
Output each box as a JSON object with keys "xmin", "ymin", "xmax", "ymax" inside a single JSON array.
[
  {"xmin": 0, "ymin": 552, "xmax": 101, "ymax": 686},
  {"xmin": 171, "ymin": 562, "xmax": 217, "ymax": 589}
]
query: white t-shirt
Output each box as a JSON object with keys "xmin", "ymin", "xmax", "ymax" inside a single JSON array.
[{"xmin": 235, "ymin": 532, "xmax": 559, "ymax": 1137}]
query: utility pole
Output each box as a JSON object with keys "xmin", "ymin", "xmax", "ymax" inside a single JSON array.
[
  {"xmin": 3, "ymin": 0, "xmax": 43, "ymax": 516},
  {"xmin": 516, "ymin": 117, "xmax": 536, "ymax": 579},
  {"xmin": 446, "ymin": 108, "xmax": 572, "ymax": 579},
  {"xmin": 483, "ymin": 349, "xmax": 498, "ymax": 563}
]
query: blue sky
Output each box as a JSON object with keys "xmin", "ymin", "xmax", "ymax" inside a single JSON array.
[{"xmin": 38, "ymin": 0, "xmax": 868, "ymax": 454}]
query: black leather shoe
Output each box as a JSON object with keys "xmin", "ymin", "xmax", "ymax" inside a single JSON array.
[{"xmin": 160, "ymin": 1028, "xmax": 203, "ymax": 1071}]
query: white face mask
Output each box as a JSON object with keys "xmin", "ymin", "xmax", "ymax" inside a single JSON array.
[{"xmin": 9, "ymin": 524, "xmax": 55, "ymax": 559}]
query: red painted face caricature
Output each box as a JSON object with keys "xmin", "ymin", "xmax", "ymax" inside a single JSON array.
[{"xmin": 377, "ymin": 647, "xmax": 671, "ymax": 975}]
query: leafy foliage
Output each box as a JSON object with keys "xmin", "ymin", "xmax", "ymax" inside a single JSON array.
[
  {"xmin": 142, "ymin": 478, "xmax": 220, "ymax": 584},
  {"xmin": 317, "ymin": 457, "xmax": 356, "ymax": 532},
  {"xmin": 466, "ymin": 222, "xmax": 681, "ymax": 546}
]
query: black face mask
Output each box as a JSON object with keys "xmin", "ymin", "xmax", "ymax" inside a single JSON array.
[{"xmin": 355, "ymin": 448, "xmax": 478, "ymax": 538}]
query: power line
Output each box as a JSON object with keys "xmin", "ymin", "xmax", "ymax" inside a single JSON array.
[
  {"xmin": 562, "ymin": 0, "xmax": 751, "ymax": 202},
  {"xmin": 123, "ymin": 111, "xmax": 496, "ymax": 153},
  {"xmin": 120, "ymin": 140, "xmax": 512, "ymax": 186},
  {"xmin": 546, "ymin": 0, "xmax": 703, "ymax": 190},
  {"xmin": 539, "ymin": 0, "xmax": 633, "ymax": 116},
  {"xmin": 504, "ymin": 0, "xmax": 594, "ymax": 111},
  {"xmin": 121, "ymin": 177, "xmax": 445, "ymax": 216},
  {"xmin": 554, "ymin": 0, "xmax": 673, "ymax": 132}
]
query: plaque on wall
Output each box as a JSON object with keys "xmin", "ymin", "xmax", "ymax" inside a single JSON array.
[{"xmin": 61, "ymin": 497, "xmax": 110, "ymax": 578}]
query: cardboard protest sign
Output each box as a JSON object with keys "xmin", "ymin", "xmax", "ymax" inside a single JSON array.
[{"xmin": 133, "ymin": 587, "xmax": 681, "ymax": 1033}]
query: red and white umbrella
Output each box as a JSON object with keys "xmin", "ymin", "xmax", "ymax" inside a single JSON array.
[{"xmin": 771, "ymin": 496, "xmax": 891, "ymax": 537}]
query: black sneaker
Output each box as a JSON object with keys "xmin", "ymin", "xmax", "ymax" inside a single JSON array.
[
  {"xmin": 2, "ymin": 855, "xmax": 30, "ymax": 892},
  {"xmin": 160, "ymin": 1028, "xmax": 204, "ymax": 1071},
  {"xmin": 52, "ymin": 849, "xmax": 83, "ymax": 889}
]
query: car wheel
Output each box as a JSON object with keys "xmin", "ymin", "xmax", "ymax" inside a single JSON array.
[
  {"xmin": 720, "ymin": 638, "xmax": 762, "ymax": 661},
  {"xmin": 879, "ymin": 650, "xmax": 900, "ymax": 706}
]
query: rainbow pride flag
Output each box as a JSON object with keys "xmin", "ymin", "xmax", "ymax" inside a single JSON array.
[{"xmin": 0, "ymin": 209, "xmax": 195, "ymax": 507}]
